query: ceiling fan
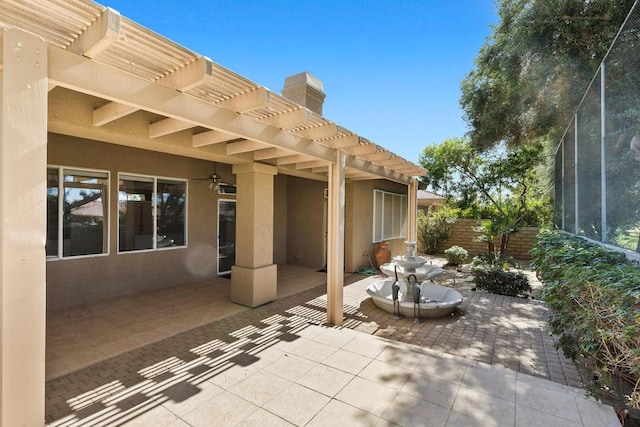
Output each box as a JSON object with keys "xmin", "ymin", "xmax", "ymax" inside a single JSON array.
[{"xmin": 192, "ymin": 163, "xmax": 232, "ymax": 190}]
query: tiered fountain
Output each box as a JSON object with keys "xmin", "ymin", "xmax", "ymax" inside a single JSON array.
[{"xmin": 366, "ymin": 241, "xmax": 463, "ymax": 319}]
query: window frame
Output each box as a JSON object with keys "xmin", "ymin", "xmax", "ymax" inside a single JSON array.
[
  {"xmin": 117, "ymin": 172, "xmax": 188, "ymax": 254},
  {"xmin": 46, "ymin": 165, "xmax": 111, "ymax": 261},
  {"xmin": 372, "ymin": 189, "xmax": 408, "ymax": 243}
]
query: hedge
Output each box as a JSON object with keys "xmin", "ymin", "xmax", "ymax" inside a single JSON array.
[{"xmin": 531, "ymin": 229, "xmax": 640, "ymax": 411}]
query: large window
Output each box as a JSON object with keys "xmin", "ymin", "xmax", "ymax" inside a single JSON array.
[
  {"xmin": 373, "ymin": 189, "xmax": 407, "ymax": 242},
  {"xmin": 47, "ymin": 167, "xmax": 109, "ymax": 259},
  {"xmin": 118, "ymin": 174, "xmax": 186, "ymax": 252}
]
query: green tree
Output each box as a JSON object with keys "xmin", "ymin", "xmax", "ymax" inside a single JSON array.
[
  {"xmin": 461, "ymin": 0, "xmax": 634, "ymax": 151},
  {"xmin": 419, "ymin": 137, "xmax": 550, "ymax": 256}
]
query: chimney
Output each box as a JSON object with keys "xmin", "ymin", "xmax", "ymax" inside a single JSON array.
[{"xmin": 282, "ymin": 72, "xmax": 326, "ymax": 115}]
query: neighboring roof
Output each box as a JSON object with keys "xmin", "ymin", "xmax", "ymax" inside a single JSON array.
[
  {"xmin": 417, "ymin": 190, "xmax": 444, "ymax": 200},
  {"xmin": 0, "ymin": 0, "xmax": 426, "ymax": 184},
  {"xmin": 70, "ymin": 200, "xmax": 127, "ymax": 217}
]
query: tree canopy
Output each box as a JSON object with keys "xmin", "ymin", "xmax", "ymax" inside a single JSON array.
[
  {"xmin": 419, "ymin": 137, "xmax": 549, "ymax": 227},
  {"xmin": 461, "ymin": 0, "xmax": 635, "ymax": 151},
  {"xmin": 419, "ymin": 137, "xmax": 550, "ymax": 256}
]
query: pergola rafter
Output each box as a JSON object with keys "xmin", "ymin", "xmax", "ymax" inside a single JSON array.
[{"xmin": 24, "ymin": 1, "xmax": 425, "ymax": 181}]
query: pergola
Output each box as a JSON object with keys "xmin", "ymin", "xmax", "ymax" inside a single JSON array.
[{"xmin": 0, "ymin": 1, "xmax": 425, "ymax": 423}]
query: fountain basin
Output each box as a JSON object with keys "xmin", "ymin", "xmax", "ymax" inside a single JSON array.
[
  {"xmin": 379, "ymin": 263, "xmax": 445, "ymax": 282},
  {"xmin": 391, "ymin": 255, "xmax": 430, "ymax": 270},
  {"xmin": 366, "ymin": 279, "xmax": 463, "ymax": 318}
]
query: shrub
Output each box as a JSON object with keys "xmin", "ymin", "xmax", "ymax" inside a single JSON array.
[
  {"xmin": 417, "ymin": 205, "xmax": 459, "ymax": 254},
  {"xmin": 472, "ymin": 266, "xmax": 531, "ymax": 298},
  {"xmin": 472, "ymin": 253, "xmax": 520, "ymax": 269},
  {"xmin": 444, "ymin": 245, "xmax": 468, "ymax": 266},
  {"xmin": 531, "ymin": 229, "xmax": 640, "ymax": 411}
]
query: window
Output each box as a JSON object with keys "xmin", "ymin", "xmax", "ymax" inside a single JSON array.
[
  {"xmin": 118, "ymin": 174, "xmax": 186, "ymax": 252},
  {"xmin": 217, "ymin": 184, "xmax": 237, "ymax": 195},
  {"xmin": 372, "ymin": 189, "xmax": 407, "ymax": 242},
  {"xmin": 47, "ymin": 167, "xmax": 109, "ymax": 259}
]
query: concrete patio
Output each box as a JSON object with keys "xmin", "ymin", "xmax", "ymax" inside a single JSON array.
[{"xmin": 45, "ymin": 266, "xmax": 620, "ymax": 426}]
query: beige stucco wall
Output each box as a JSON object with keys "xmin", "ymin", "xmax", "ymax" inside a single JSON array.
[
  {"xmin": 281, "ymin": 177, "xmax": 410, "ymax": 272},
  {"xmin": 285, "ymin": 176, "xmax": 326, "ymax": 268},
  {"xmin": 46, "ymin": 133, "xmax": 415, "ymax": 308},
  {"xmin": 282, "ymin": 177, "xmax": 409, "ymax": 273},
  {"xmin": 345, "ymin": 180, "xmax": 408, "ymax": 273},
  {"xmin": 46, "ymin": 134, "xmax": 228, "ymax": 310}
]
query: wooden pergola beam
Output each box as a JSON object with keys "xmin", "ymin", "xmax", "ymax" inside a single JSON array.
[{"xmin": 217, "ymin": 87, "xmax": 270, "ymax": 113}]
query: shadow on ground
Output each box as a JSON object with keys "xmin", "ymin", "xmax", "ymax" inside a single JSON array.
[{"xmin": 45, "ymin": 271, "xmax": 582, "ymax": 426}]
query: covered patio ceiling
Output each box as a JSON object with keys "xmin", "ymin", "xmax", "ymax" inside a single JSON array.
[{"xmin": 0, "ymin": 0, "xmax": 426, "ymax": 184}]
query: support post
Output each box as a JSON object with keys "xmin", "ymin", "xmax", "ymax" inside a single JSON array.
[
  {"xmin": 327, "ymin": 151, "xmax": 345, "ymax": 326},
  {"xmin": 231, "ymin": 163, "xmax": 278, "ymax": 307},
  {"xmin": 0, "ymin": 28, "xmax": 48, "ymax": 426},
  {"xmin": 407, "ymin": 178, "xmax": 418, "ymax": 242},
  {"xmin": 600, "ymin": 63, "xmax": 607, "ymax": 242},
  {"xmin": 574, "ymin": 116, "xmax": 579, "ymax": 234}
]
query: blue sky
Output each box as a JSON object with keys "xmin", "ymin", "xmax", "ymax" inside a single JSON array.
[{"xmin": 102, "ymin": 1, "xmax": 497, "ymax": 163}]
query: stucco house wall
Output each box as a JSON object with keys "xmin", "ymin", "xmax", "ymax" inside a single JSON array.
[
  {"xmin": 46, "ymin": 134, "xmax": 236, "ymax": 310},
  {"xmin": 345, "ymin": 180, "xmax": 409, "ymax": 272},
  {"xmin": 47, "ymin": 134, "xmax": 337, "ymax": 309},
  {"xmin": 285, "ymin": 176, "xmax": 327, "ymax": 268},
  {"xmin": 281, "ymin": 177, "xmax": 414, "ymax": 273},
  {"xmin": 46, "ymin": 132, "xmax": 419, "ymax": 311}
]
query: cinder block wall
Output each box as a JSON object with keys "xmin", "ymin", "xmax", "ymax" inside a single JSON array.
[{"xmin": 432, "ymin": 219, "xmax": 539, "ymax": 259}]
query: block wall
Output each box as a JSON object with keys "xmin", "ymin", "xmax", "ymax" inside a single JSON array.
[{"xmin": 430, "ymin": 219, "xmax": 539, "ymax": 259}]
